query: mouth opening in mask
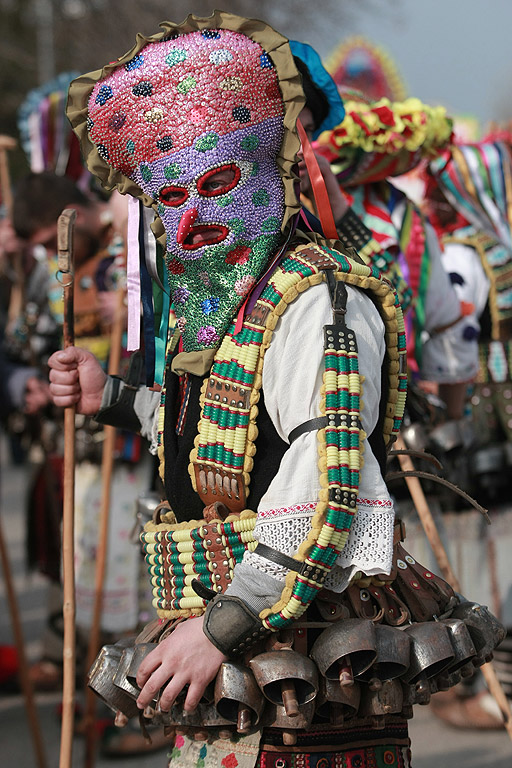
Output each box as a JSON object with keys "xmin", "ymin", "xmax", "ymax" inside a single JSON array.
[{"xmin": 181, "ymin": 224, "xmax": 229, "ymax": 250}]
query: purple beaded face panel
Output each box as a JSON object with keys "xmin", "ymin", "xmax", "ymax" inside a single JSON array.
[
  {"xmin": 86, "ymin": 28, "xmax": 287, "ymax": 352},
  {"xmin": 131, "ymin": 118, "xmax": 285, "ymax": 264}
]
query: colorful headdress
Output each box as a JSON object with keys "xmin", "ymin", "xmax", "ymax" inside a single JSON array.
[
  {"xmin": 429, "ymin": 141, "xmax": 512, "ymax": 249},
  {"xmin": 325, "ymin": 36, "xmax": 407, "ymax": 104},
  {"xmin": 317, "ymin": 97, "xmax": 453, "ymax": 186},
  {"xmin": 17, "ymin": 72, "xmax": 86, "ymax": 183},
  {"xmin": 67, "ymin": 12, "xmax": 305, "ymax": 379}
]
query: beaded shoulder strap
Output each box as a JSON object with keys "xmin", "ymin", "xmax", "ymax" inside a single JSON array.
[{"xmin": 186, "ymin": 241, "xmax": 406, "ymax": 628}]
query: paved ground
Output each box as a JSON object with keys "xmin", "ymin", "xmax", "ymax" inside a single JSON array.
[{"xmin": 1, "ymin": 439, "xmax": 512, "ymax": 767}]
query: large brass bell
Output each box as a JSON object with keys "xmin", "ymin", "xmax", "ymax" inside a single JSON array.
[
  {"xmin": 214, "ymin": 662, "xmax": 265, "ymax": 733},
  {"xmin": 358, "ymin": 624, "xmax": 411, "ymax": 683},
  {"xmin": 310, "ymin": 619, "xmax": 377, "ymax": 681},
  {"xmin": 88, "ymin": 642, "xmax": 140, "ymax": 719},
  {"xmin": 450, "ymin": 601, "xmax": 506, "ymax": 666},
  {"xmin": 315, "ymin": 677, "xmax": 361, "ymax": 724},
  {"xmin": 402, "ymin": 622, "xmax": 454, "ymax": 683},
  {"xmin": 250, "ymin": 649, "xmax": 318, "ymax": 717}
]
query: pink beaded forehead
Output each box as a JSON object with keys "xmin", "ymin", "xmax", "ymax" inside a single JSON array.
[
  {"xmin": 67, "ymin": 11, "xmax": 305, "ymax": 237},
  {"xmin": 87, "ymin": 29, "xmax": 284, "ymax": 177}
]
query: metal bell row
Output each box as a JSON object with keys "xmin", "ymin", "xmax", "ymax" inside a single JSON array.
[{"xmin": 87, "ymin": 601, "xmax": 505, "ymax": 743}]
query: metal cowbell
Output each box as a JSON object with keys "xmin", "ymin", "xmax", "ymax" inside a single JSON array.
[
  {"xmin": 440, "ymin": 618, "xmax": 477, "ymax": 675},
  {"xmin": 315, "ymin": 676, "xmax": 361, "ymax": 722},
  {"xmin": 450, "ymin": 601, "xmax": 506, "ymax": 666},
  {"xmin": 214, "ymin": 662, "xmax": 265, "ymax": 733},
  {"xmin": 249, "ymin": 649, "xmax": 319, "ymax": 715},
  {"xmin": 88, "ymin": 643, "xmax": 140, "ymax": 719},
  {"xmin": 264, "ymin": 699, "xmax": 316, "ymax": 732},
  {"xmin": 359, "ymin": 679, "xmax": 404, "ymax": 727},
  {"xmin": 114, "ymin": 646, "xmax": 140, "ymax": 700},
  {"xmin": 358, "ymin": 624, "xmax": 411, "ymax": 682},
  {"xmin": 126, "ymin": 642, "xmax": 158, "ymax": 688},
  {"xmin": 310, "ymin": 618, "xmax": 377, "ymax": 679},
  {"xmin": 402, "ymin": 622, "xmax": 454, "ymax": 683}
]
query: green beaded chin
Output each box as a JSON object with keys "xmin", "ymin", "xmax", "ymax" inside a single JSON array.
[{"xmin": 168, "ymin": 232, "xmax": 282, "ymax": 352}]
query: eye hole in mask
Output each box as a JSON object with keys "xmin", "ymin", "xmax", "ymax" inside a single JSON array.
[
  {"xmin": 159, "ymin": 186, "xmax": 189, "ymax": 207},
  {"xmin": 196, "ymin": 163, "xmax": 241, "ymax": 197}
]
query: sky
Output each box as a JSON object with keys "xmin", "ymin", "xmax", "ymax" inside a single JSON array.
[{"xmin": 303, "ymin": 0, "xmax": 512, "ymax": 132}]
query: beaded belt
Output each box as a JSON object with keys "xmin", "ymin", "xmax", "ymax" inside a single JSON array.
[{"xmin": 141, "ymin": 511, "xmax": 257, "ymax": 618}]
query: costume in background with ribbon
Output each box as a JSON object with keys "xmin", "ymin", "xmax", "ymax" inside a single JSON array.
[
  {"xmin": 315, "ymin": 95, "xmax": 480, "ymax": 385},
  {"xmin": 66, "ymin": 12, "xmax": 504, "ymax": 768}
]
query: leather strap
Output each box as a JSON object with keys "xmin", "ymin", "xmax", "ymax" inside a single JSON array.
[
  {"xmin": 297, "ymin": 120, "xmax": 338, "ymax": 240},
  {"xmin": 287, "ymin": 269, "xmax": 349, "ymax": 444},
  {"xmin": 336, "ymin": 207, "xmax": 373, "ymax": 250},
  {"xmin": 254, "ymin": 542, "xmax": 327, "ymax": 586},
  {"xmin": 288, "ymin": 416, "xmax": 326, "ymax": 444}
]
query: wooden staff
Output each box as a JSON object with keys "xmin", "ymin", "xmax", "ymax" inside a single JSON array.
[
  {"xmin": 394, "ymin": 435, "xmax": 512, "ymax": 741},
  {"xmin": 83, "ymin": 281, "xmax": 126, "ymax": 768},
  {"xmin": 57, "ymin": 208, "xmax": 77, "ymax": 768}
]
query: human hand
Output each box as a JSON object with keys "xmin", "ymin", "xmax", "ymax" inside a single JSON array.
[
  {"xmin": 298, "ymin": 150, "xmax": 349, "ymax": 221},
  {"xmin": 136, "ymin": 616, "xmax": 227, "ymax": 713},
  {"xmin": 48, "ymin": 347, "xmax": 107, "ymax": 414},
  {"xmin": 23, "ymin": 377, "xmax": 51, "ymax": 414}
]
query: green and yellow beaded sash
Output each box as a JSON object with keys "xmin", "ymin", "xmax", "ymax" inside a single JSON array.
[{"xmin": 142, "ymin": 241, "xmax": 407, "ymax": 623}]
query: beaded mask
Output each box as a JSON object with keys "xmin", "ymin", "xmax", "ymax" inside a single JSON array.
[{"xmin": 72, "ymin": 15, "xmax": 304, "ymax": 357}]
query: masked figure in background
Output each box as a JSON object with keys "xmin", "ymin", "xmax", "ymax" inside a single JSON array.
[
  {"xmin": 48, "ymin": 12, "xmax": 504, "ymax": 768},
  {"xmin": 310, "ymin": 94, "xmax": 480, "ymax": 428},
  {"xmin": 422, "ymin": 140, "xmax": 512, "ymax": 728}
]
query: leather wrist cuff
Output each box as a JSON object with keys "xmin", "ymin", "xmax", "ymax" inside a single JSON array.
[
  {"xmin": 203, "ymin": 594, "xmax": 269, "ymax": 656},
  {"xmin": 94, "ymin": 352, "xmax": 143, "ymax": 433},
  {"xmin": 336, "ymin": 208, "xmax": 373, "ymax": 251}
]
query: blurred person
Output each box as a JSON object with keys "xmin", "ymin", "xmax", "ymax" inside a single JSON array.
[{"xmin": 420, "ymin": 142, "xmax": 512, "ymax": 729}]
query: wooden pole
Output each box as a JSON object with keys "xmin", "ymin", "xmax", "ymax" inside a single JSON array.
[
  {"xmin": 0, "ymin": 461, "xmax": 48, "ymax": 768},
  {"xmin": 83, "ymin": 283, "xmax": 125, "ymax": 768},
  {"xmin": 0, "ymin": 135, "xmax": 16, "ymax": 215},
  {"xmin": 394, "ymin": 435, "xmax": 512, "ymax": 741},
  {"xmin": 57, "ymin": 209, "xmax": 77, "ymax": 768}
]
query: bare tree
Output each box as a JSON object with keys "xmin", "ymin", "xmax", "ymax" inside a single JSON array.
[{"xmin": 0, "ymin": 0, "xmax": 385, "ymax": 179}]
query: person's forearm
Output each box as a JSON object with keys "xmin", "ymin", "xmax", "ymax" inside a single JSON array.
[{"xmin": 438, "ymin": 381, "xmax": 469, "ymax": 420}]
